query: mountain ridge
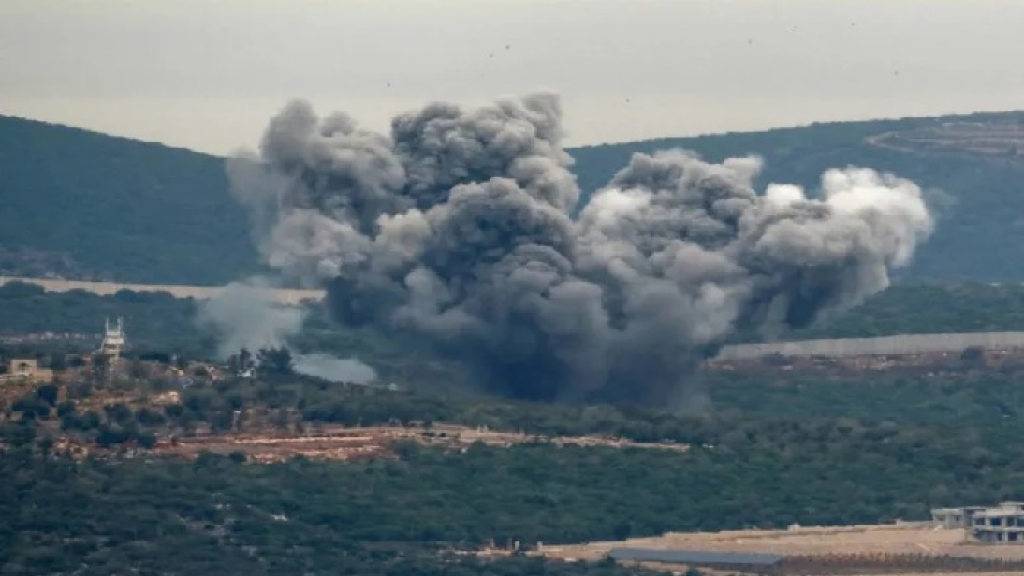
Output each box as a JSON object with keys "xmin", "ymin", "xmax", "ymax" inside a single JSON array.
[{"xmin": 3, "ymin": 109, "xmax": 1024, "ymax": 285}]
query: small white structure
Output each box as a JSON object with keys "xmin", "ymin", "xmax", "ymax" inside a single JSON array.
[
  {"xmin": 932, "ymin": 506, "xmax": 987, "ymax": 529},
  {"xmin": 3, "ymin": 358, "xmax": 54, "ymax": 382},
  {"xmin": 97, "ymin": 317, "xmax": 127, "ymax": 362}
]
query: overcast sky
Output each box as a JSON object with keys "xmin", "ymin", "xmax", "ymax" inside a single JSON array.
[{"xmin": 2, "ymin": 0, "xmax": 1023, "ymax": 156}]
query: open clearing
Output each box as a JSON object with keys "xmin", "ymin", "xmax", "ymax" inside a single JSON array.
[
  {"xmin": 0, "ymin": 275, "xmax": 324, "ymax": 305},
  {"xmin": 52, "ymin": 422, "xmax": 691, "ymax": 463},
  {"xmin": 536, "ymin": 523, "xmax": 1024, "ymax": 575},
  {"xmin": 539, "ymin": 523, "xmax": 1024, "ymax": 560},
  {"xmin": 865, "ymin": 119, "xmax": 1024, "ymax": 159}
]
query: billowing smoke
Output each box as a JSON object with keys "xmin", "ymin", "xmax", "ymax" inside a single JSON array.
[
  {"xmin": 197, "ymin": 279, "xmax": 304, "ymax": 357},
  {"xmin": 197, "ymin": 279, "xmax": 377, "ymax": 385},
  {"xmin": 227, "ymin": 93, "xmax": 934, "ymax": 406},
  {"xmin": 291, "ymin": 353, "xmax": 378, "ymax": 384}
]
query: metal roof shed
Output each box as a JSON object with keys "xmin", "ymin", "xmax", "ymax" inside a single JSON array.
[{"xmin": 607, "ymin": 547, "xmax": 784, "ymax": 569}]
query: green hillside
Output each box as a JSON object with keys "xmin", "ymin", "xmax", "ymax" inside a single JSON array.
[
  {"xmin": 571, "ymin": 110, "xmax": 1024, "ymax": 282},
  {"xmin": 3, "ymin": 110, "xmax": 1024, "ymax": 284},
  {"xmin": 0, "ymin": 116, "xmax": 261, "ymax": 285}
]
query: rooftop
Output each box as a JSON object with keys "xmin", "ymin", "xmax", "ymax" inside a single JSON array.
[{"xmin": 974, "ymin": 508, "xmax": 1024, "ymax": 518}]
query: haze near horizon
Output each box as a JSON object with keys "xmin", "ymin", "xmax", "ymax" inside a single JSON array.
[{"xmin": 2, "ymin": 0, "xmax": 1024, "ymax": 155}]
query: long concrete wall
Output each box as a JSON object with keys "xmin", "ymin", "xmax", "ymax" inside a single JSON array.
[
  {"xmin": 0, "ymin": 276, "xmax": 325, "ymax": 305},
  {"xmin": 716, "ymin": 332, "xmax": 1024, "ymax": 360}
]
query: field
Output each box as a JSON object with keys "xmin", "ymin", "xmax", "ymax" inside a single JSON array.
[
  {"xmin": 0, "ymin": 275, "xmax": 324, "ymax": 305},
  {"xmin": 538, "ymin": 523, "xmax": 1024, "ymax": 560},
  {"xmin": 866, "ymin": 121, "xmax": 1024, "ymax": 158},
  {"xmin": 536, "ymin": 523, "xmax": 1024, "ymax": 575},
  {"xmin": 53, "ymin": 422, "xmax": 691, "ymax": 463}
]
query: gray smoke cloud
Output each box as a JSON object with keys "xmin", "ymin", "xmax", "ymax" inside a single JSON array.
[
  {"xmin": 196, "ymin": 279, "xmax": 303, "ymax": 356},
  {"xmin": 227, "ymin": 93, "xmax": 934, "ymax": 406},
  {"xmin": 291, "ymin": 353, "xmax": 378, "ymax": 384},
  {"xmin": 197, "ymin": 279, "xmax": 377, "ymax": 385}
]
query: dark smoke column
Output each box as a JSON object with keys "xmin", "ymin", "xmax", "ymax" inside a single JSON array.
[
  {"xmin": 574, "ymin": 151, "xmax": 933, "ymax": 404},
  {"xmin": 228, "ymin": 94, "xmax": 935, "ymax": 407}
]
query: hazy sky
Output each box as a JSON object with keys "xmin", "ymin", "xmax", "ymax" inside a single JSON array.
[{"xmin": 3, "ymin": 0, "xmax": 1024, "ymax": 156}]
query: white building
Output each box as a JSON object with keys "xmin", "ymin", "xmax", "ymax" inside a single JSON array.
[
  {"xmin": 97, "ymin": 317, "xmax": 127, "ymax": 362},
  {"xmin": 931, "ymin": 506, "xmax": 987, "ymax": 529},
  {"xmin": 932, "ymin": 502, "xmax": 1024, "ymax": 544}
]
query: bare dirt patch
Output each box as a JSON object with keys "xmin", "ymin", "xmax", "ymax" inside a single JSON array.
[
  {"xmin": 540, "ymin": 523, "xmax": 1024, "ymax": 560},
  {"xmin": 865, "ymin": 119, "xmax": 1024, "ymax": 159},
  {"xmin": 536, "ymin": 523, "xmax": 1024, "ymax": 575},
  {"xmin": 53, "ymin": 422, "xmax": 690, "ymax": 463}
]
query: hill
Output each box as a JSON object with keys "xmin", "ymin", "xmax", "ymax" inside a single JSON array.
[
  {"xmin": 0, "ymin": 116, "xmax": 261, "ymax": 285},
  {"xmin": 7, "ymin": 282, "xmax": 1024, "ymax": 574},
  {"xmin": 571, "ymin": 110, "xmax": 1024, "ymax": 282},
  {"xmin": 3, "ymin": 110, "xmax": 1024, "ymax": 284},
  {"xmin": 8, "ymin": 345, "xmax": 1024, "ymax": 573}
]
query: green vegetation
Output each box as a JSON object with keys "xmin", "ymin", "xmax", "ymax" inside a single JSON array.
[
  {"xmin": 0, "ymin": 280, "xmax": 468, "ymax": 390},
  {"xmin": 0, "ymin": 281, "xmax": 212, "ymax": 358},
  {"xmin": 572, "ymin": 110, "xmax": 1024, "ymax": 282},
  {"xmin": 12, "ymin": 111, "xmax": 1024, "ymax": 575},
  {"xmin": 8, "ymin": 280, "xmax": 1024, "ymax": 361},
  {"xmin": 708, "ymin": 370, "xmax": 1024, "ymax": 423},
  {"xmin": 5, "ymin": 111, "xmax": 1024, "ymax": 284},
  {"xmin": 7, "ymin": 279, "xmax": 1024, "ymax": 573},
  {"xmin": 0, "ymin": 115, "xmax": 262, "ymax": 285},
  {"xmin": 8, "ymin": 373, "xmax": 1024, "ymax": 573},
  {"xmin": 78, "ymin": 361, "xmax": 1024, "ymax": 443},
  {"xmin": 739, "ymin": 281, "xmax": 1024, "ymax": 342},
  {"xmin": 1, "ymin": 446, "xmax": 685, "ymax": 574}
]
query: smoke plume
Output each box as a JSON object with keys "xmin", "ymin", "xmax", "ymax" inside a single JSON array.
[
  {"xmin": 197, "ymin": 279, "xmax": 377, "ymax": 385},
  {"xmin": 227, "ymin": 93, "xmax": 934, "ymax": 406}
]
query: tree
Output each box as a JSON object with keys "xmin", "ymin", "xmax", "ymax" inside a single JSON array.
[
  {"xmin": 56, "ymin": 401, "xmax": 76, "ymax": 418},
  {"xmin": 612, "ymin": 521, "xmax": 633, "ymax": 540},
  {"xmin": 66, "ymin": 381, "xmax": 93, "ymax": 400},
  {"xmin": 227, "ymin": 352, "xmax": 241, "ymax": 374},
  {"xmin": 35, "ymin": 384, "xmax": 59, "ymax": 406},
  {"xmin": 1, "ymin": 421, "xmax": 36, "ymax": 447},
  {"xmin": 257, "ymin": 347, "xmax": 294, "ymax": 375},
  {"xmin": 104, "ymin": 403, "xmax": 134, "ymax": 426},
  {"xmin": 49, "ymin": 352, "xmax": 68, "ymax": 371},
  {"xmin": 137, "ymin": 432, "xmax": 157, "ymax": 449},
  {"xmin": 129, "ymin": 360, "xmax": 149, "ymax": 380},
  {"xmin": 136, "ymin": 407, "xmax": 167, "ymax": 427},
  {"xmin": 12, "ymin": 396, "xmax": 51, "ymax": 420},
  {"xmin": 37, "ymin": 435, "xmax": 54, "ymax": 455},
  {"xmin": 229, "ymin": 348, "xmax": 256, "ymax": 375},
  {"xmin": 961, "ymin": 346, "xmax": 986, "ymax": 366},
  {"xmin": 92, "ymin": 353, "xmax": 111, "ymax": 382}
]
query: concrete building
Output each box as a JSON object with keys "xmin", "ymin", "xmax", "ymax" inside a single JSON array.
[
  {"xmin": 4, "ymin": 358, "xmax": 54, "ymax": 383},
  {"xmin": 931, "ymin": 506, "xmax": 987, "ymax": 528},
  {"xmin": 933, "ymin": 502, "xmax": 1024, "ymax": 543},
  {"xmin": 971, "ymin": 503, "xmax": 1024, "ymax": 543}
]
